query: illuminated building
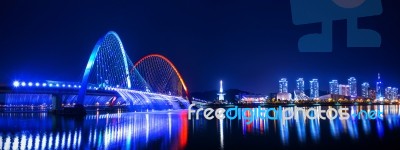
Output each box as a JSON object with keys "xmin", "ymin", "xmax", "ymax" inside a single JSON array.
[
  {"xmin": 279, "ymin": 78, "xmax": 288, "ymax": 93},
  {"xmin": 309, "ymin": 79, "xmax": 319, "ymax": 99},
  {"xmin": 294, "ymin": 78, "xmax": 307, "ymax": 100},
  {"xmin": 392, "ymin": 88, "xmax": 398, "ymax": 100},
  {"xmin": 277, "ymin": 92, "xmax": 292, "ymax": 100},
  {"xmin": 386, "ymin": 87, "xmax": 398, "ymax": 100},
  {"xmin": 369, "ymin": 90, "xmax": 376, "ymax": 100},
  {"xmin": 329, "ymin": 80, "xmax": 339, "ymax": 94},
  {"xmin": 348, "ymin": 77, "xmax": 357, "ymax": 98},
  {"xmin": 240, "ymin": 95, "xmax": 268, "ymax": 103},
  {"xmin": 385, "ymin": 87, "xmax": 392, "ymax": 100},
  {"xmin": 339, "ymin": 84, "xmax": 350, "ymax": 96},
  {"xmin": 376, "ymin": 73, "xmax": 383, "ymax": 100},
  {"xmin": 296, "ymin": 78, "xmax": 305, "ymax": 93},
  {"xmin": 361, "ymin": 82, "xmax": 370, "ymax": 98},
  {"xmin": 277, "ymin": 78, "xmax": 291, "ymax": 100}
]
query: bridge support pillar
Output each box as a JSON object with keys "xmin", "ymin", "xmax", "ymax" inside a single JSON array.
[
  {"xmin": 50, "ymin": 94, "xmax": 87, "ymax": 115},
  {"xmin": 51, "ymin": 94, "xmax": 62, "ymax": 111}
]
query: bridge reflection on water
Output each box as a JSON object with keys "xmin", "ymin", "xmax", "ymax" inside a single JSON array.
[{"xmin": 0, "ymin": 111, "xmax": 188, "ymax": 150}]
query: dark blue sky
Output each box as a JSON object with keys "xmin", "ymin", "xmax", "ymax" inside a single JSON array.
[{"xmin": 1, "ymin": 0, "xmax": 399, "ymax": 94}]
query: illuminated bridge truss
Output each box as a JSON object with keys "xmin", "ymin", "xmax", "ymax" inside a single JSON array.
[
  {"xmin": 133, "ymin": 54, "xmax": 188, "ymax": 98},
  {"xmin": 74, "ymin": 31, "xmax": 189, "ymax": 108}
]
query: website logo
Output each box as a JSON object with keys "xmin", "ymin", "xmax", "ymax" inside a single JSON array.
[
  {"xmin": 188, "ymin": 104, "xmax": 383, "ymax": 124},
  {"xmin": 290, "ymin": 0, "xmax": 383, "ymax": 52}
]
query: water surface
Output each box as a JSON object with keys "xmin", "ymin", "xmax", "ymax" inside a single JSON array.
[{"xmin": 1, "ymin": 105, "xmax": 400, "ymax": 149}]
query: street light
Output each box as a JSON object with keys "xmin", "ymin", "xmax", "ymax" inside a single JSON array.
[{"xmin": 13, "ymin": 81, "xmax": 20, "ymax": 87}]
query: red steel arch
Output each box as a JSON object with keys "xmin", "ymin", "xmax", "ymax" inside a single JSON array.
[{"xmin": 133, "ymin": 54, "xmax": 189, "ymax": 97}]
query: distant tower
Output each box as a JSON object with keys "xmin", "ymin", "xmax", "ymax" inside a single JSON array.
[
  {"xmin": 348, "ymin": 77, "xmax": 357, "ymax": 98},
  {"xmin": 217, "ymin": 80, "xmax": 225, "ymax": 101},
  {"xmin": 385, "ymin": 87, "xmax": 392, "ymax": 100},
  {"xmin": 391, "ymin": 87, "xmax": 398, "ymax": 101},
  {"xmin": 376, "ymin": 73, "xmax": 383, "ymax": 100},
  {"xmin": 309, "ymin": 79, "xmax": 319, "ymax": 99},
  {"xmin": 279, "ymin": 78, "xmax": 288, "ymax": 93},
  {"xmin": 296, "ymin": 78, "xmax": 305, "ymax": 93},
  {"xmin": 329, "ymin": 80, "xmax": 339, "ymax": 94},
  {"xmin": 361, "ymin": 82, "xmax": 370, "ymax": 98}
]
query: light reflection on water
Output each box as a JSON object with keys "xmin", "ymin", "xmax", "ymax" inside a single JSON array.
[
  {"xmin": 236, "ymin": 105, "xmax": 400, "ymax": 146},
  {"xmin": 0, "ymin": 111, "xmax": 188, "ymax": 150},
  {"xmin": 1, "ymin": 105, "xmax": 400, "ymax": 149}
]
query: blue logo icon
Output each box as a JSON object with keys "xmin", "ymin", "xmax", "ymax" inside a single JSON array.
[{"xmin": 290, "ymin": 0, "xmax": 383, "ymax": 52}]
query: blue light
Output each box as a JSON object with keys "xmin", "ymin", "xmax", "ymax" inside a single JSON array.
[
  {"xmin": 42, "ymin": 83, "xmax": 47, "ymax": 87},
  {"xmin": 74, "ymin": 85, "xmax": 77, "ymax": 88},
  {"xmin": 56, "ymin": 84, "xmax": 60, "ymax": 87},
  {"xmin": 62, "ymin": 84, "xmax": 66, "ymax": 87},
  {"xmin": 28, "ymin": 82, "xmax": 33, "ymax": 87},
  {"xmin": 21, "ymin": 82, "xmax": 26, "ymax": 87},
  {"xmin": 13, "ymin": 81, "xmax": 20, "ymax": 87},
  {"xmin": 35, "ymin": 82, "xmax": 40, "ymax": 87},
  {"xmin": 68, "ymin": 85, "xmax": 71, "ymax": 88},
  {"xmin": 49, "ymin": 83, "xmax": 53, "ymax": 87}
]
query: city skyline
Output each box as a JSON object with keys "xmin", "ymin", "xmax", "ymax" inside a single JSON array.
[{"xmin": 276, "ymin": 73, "xmax": 398, "ymax": 99}]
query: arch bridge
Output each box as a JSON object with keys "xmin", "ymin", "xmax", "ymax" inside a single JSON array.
[{"xmin": 2, "ymin": 31, "xmax": 190, "ymax": 112}]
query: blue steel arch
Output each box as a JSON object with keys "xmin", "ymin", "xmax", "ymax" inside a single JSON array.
[{"xmin": 77, "ymin": 31, "xmax": 132, "ymax": 104}]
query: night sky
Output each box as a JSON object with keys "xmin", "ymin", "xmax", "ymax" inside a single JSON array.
[{"xmin": 1, "ymin": 0, "xmax": 399, "ymax": 94}]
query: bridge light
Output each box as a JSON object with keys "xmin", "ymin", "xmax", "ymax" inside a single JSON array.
[
  {"xmin": 56, "ymin": 84, "xmax": 60, "ymax": 87},
  {"xmin": 28, "ymin": 82, "xmax": 33, "ymax": 87},
  {"xmin": 35, "ymin": 82, "xmax": 40, "ymax": 87},
  {"xmin": 13, "ymin": 81, "xmax": 20, "ymax": 87},
  {"xmin": 49, "ymin": 83, "xmax": 53, "ymax": 87},
  {"xmin": 68, "ymin": 85, "xmax": 71, "ymax": 88},
  {"xmin": 62, "ymin": 84, "xmax": 66, "ymax": 87},
  {"xmin": 74, "ymin": 85, "xmax": 77, "ymax": 88},
  {"xmin": 42, "ymin": 83, "xmax": 47, "ymax": 87},
  {"xmin": 21, "ymin": 82, "xmax": 26, "ymax": 87}
]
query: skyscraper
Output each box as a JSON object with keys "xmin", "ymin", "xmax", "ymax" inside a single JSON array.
[
  {"xmin": 376, "ymin": 73, "xmax": 383, "ymax": 100},
  {"xmin": 392, "ymin": 87, "xmax": 398, "ymax": 100},
  {"xmin": 385, "ymin": 87, "xmax": 392, "ymax": 100},
  {"xmin": 348, "ymin": 77, "xmax": 357, "ymax": 98},
  {"xmin": 329, "ymin": 80, "xmax": 339, "ymax": 94},
  {"xmin": 361, "ymin": 82, "xmax": 370, "ymax": 98},
  {"xmin": 339, "ymin": 84, "xmax": 350, "ymax": 96},
  {"xmin": 385, "ymin": 87, "xmax": 399, "ymax": 100},
  {"xmin": 309, "ymin": 79, "xmax": 319, "ymax": 99},
  {"xmin": 296, "ymin": 78, "xmax": 305, "ymax": 93},
  {"xmin": 369, "ymin": 89, "xmax": 377, "ymax": 100},
  {"xmin": 279, "ymin": 78, "xmax": 288, "ymax": 93}
]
